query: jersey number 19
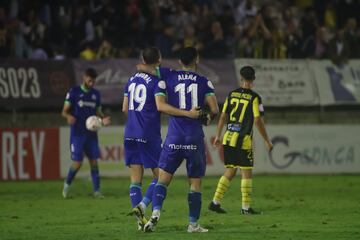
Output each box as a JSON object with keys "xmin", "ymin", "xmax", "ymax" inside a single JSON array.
[{"xmin": 128, "ymin": 83, "xmax": 147, "ymax": 111}]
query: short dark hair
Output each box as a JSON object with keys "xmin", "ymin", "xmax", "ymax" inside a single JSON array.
[
  {"xmin": 142, "ymin": 47, "xmax": 161, "ymax": 64},
  {"xmin": 84, "ymin": 68, "xmax": 97, "ymax": 79},
  {"xmin": 179, "ymin": 47, "xmax": 198, "ymax": 66},
  {"xmin": 240, "ymin": 66, "xmax": 255, "ymax": 81}
]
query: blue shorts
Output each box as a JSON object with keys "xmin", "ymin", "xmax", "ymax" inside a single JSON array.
[
  {"xmin": 124, "ymin": 138, "xmax": 162, "ymax": 169},
  {"xmin": 70, "ymin": 135, "xmax": 100, "ymax": 161},
  {"xmin": 158, "ymin": 135, "xmax": 206, "ymax": 178}
]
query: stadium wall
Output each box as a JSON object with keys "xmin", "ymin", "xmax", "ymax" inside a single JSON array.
[
  {"xmin": 1, "ymin": 59, "xmax": 360, "ymax": 110},
  {"xmin": 1, "ymin": 125, "xmax": 359, "ymax": 181}
]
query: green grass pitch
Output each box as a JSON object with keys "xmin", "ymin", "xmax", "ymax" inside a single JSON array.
[{"xmin": 1, "ymin": 175, "xmax": 359, "ymax": 240}]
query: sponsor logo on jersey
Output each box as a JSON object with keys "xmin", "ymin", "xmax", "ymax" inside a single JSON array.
[
  {"xmin": 77, "ymin": 100, "xmax": 96, "ymax": 108},
  {"xmin": 168, "ymin": 144, "xmax": 197, "ymax": 150},
  {"xmin": 227, "ymin": 123, "xmax": 241, "ymax": 132}
]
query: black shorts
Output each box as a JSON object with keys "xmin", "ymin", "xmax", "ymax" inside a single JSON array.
[{"xmin": 223, "ymin": 145, "xmax": 254, "ymax": 169}]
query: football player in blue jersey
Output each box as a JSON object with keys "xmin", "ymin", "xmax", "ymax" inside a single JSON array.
[
  {"xmin": 124, "ymin": 47, "xmax": 201, "ymax": 231},
  {"xmin": 61, "ymin": 68, "xmax": 110, "ymax": 199},
  {"xmin": 139, "ymin": 47, "xmax": 219, "ymax": 233}
]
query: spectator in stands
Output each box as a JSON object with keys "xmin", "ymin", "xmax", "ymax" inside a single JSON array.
[
  {"xmin": 21, "ymin": 9, "xmax": 47, "ymax": 55},
  {"xmin": 53, "ymin": 45, "xmax": 66, "ymax": 60},
  {"xmin": 168, "ymin": 4, "xmax": 192, "ymax": 40},
  {"xmin": 29, "ymin": 41, "xmax": 48, "ymax": 60},
  {"xmin": 234, "ymin": 0, "xmax": 258, "ymax": 29},
  {"xmin": 323, "ymin": 1, "xmax": 337, "ymax": 30},
  {"xmin": 344, "ymin": 18, "xmax": 360, "ymax": 58},
  {"xmin": 203, "ymin": 21, "xmax": 227, "ymax": 58},
  {"xmin": 0, "ymin": 0, "xmax": 359, "ymax": 61},
  {"xmin": 67, "ymin": 5, "xmax": 94, "ymax": 58},
  {"xmin": 0, "ymin": 8, "xmax": 12, "ymax": 58},
  {"xmin": 79, "ymin": 41, "xmax": 96, "ymax": 60},
  {"xmin": 302, "ymin": 27, "xmax": 328, "ymax": 59},
  {"xmin": 328, "ymin": 29, "xmax": 350, "ymax": 67},
  {"xmin": 247, "ymin": 11, "xmax": 272, "ymax": 58},
  {"xmin": 154, "ymin": 24, "xmax": 178, "ymax": 58},
  {"xmin": 96, "ymin": 38, "xmax": 118, "ymax": 59}
]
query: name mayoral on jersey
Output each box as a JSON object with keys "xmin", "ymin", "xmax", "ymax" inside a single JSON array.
[
  {"xmin": 178, "ymin": 73, "xmax": 197, "ymax": 81},
  {"xmin": 130, "ymin": 73, "xmax": 152, "ymax": 84}
]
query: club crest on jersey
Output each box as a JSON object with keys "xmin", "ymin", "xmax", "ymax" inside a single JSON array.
[
  {"xmin": 178, "ymin": 74, "xmax": 197, "ymax": 81},
  {"xmin": 207, "ymin": 80, "xmax": 214, "ymax": 89},
  {"xmin": 158, "ymin": 80, "xmax": 166, "ymax": 89},
  {"xmin": 91, "ymin": 94, "xmax": 97, "ymax": 100}
]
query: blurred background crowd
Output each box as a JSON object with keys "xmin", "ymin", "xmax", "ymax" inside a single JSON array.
[{"xmin": 0, "ymin": 0, "xmax": 359, "ymax": 65}]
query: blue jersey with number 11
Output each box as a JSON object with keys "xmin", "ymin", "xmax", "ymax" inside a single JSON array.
[
  {"xmin": 155, "ymin": 67, "xmax": 215, "ymax": 137},
  {"xmin": 124, "ymin": 72, "xmax": 161, "ymax": 141}
]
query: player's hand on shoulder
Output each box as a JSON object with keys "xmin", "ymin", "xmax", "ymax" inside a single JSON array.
[
  {"xmin": 101, "ymin": 116, "xmax": 111, "ymax": 126},
  {"xmin": 265, "ymin": 140, "xmax": 273, "ymax": 152},
  {"xmin": 213, "ymin": 136, "xmax": 221, "ymax": 147},
  {"xmin": 67, "ymin": 115, "xmax": 76, "ymax": 125}
]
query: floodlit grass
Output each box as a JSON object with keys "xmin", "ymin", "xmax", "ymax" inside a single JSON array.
[{"xmin": 1, "ymin": 175, "xmax": 359, "ymax": 240}]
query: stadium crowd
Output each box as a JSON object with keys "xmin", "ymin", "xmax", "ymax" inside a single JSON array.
[{"xmin": 0, "ymin": 0, "xmax": 359, "ymax": 65}]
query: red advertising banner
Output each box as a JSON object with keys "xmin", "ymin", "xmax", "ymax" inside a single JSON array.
[{"xmin": 0, "ymin": 128, "xmax": 60, "ymax": 180}]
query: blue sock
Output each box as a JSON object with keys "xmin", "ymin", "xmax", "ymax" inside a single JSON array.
[
  {"xmin": 65, "ymin": 166, "xmax": 79, "ymax": 185},
  {"xmin": 188, "ymin": 191, "xmax": 202, "ymax": 224},
  {"xmin": 142, "ymin": 178, "xmax": 158, "ymax": 206},
  {"xmin": 90, "ymin": 165, "xmax": 100, "ymax": 192},
  {"xmin": 152, "ymin": 183, "xmax": 167, "ymax": 210},
  {"xmin": 130, "ymin": 183, "xmax": 142, "ymax": 207}
]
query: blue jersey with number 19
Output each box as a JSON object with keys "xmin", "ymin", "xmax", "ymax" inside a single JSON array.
[
  {"xmin": 155, "ymin": 67, "xmax": 215, "ymax": 137},
  {"xmin": 124, "ymin": 72, "xmax": 161, "ymax": 141}
]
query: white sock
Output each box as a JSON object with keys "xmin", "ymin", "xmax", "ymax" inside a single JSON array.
[
  {"xmin": 139, "ymin": 202, "xmax": 146, "ymax": 212},
  {"xmin": 152, "ymin": 209, "xmax": 161, "ymax": 219}
]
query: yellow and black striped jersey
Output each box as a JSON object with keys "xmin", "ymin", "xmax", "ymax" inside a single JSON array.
[{"xmin": 222, "ymin": 88, "xmax": 264, "ymax": 149}]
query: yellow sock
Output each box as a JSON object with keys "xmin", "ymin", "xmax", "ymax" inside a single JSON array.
[
  {"xmin": 241, "ymin": 179, "xmax": 252, "ymax": 209},
  {"xmin": 213, "ymin": 176, "xmax": 230, "ymax": 204}
]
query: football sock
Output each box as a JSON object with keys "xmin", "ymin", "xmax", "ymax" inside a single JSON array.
[
  {"xmin": 241, "ymin": 178, "xmax": 252, "ymax": 210},
  {"xmin": 213, "ymin": 176, "xmax": 230, "ymax": 204},
  {"xmin": 188, "ymin": 191, "xmax": 201, "ymax": 224},
  {"xmin": 142, "ymin": 178, "xmax": 158, "ymax": 207},
  {"xmin": 129, "ymin": 183, "xmax": 142, "ymax": 208},
  {"xmin": 90, "ymin": 165, "xmax": 100, "ymax": 192},
  {"xmin": 152, "ymin": 183, "xmax": 167, "ymax": 211},
  {"xmin": 65, "ymin": 166, "xmax": 79, "ymax": 185}
]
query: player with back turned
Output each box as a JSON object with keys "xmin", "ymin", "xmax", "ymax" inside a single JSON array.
[
  {"xmin": 139, "ymin": 47, "xmax": 219, "ymax": 233},
  {"xmin": 208, "ymin": 66, "xmax": 273, "ymax": 214},
  {"xmin": 61, "ymin": 68, "xmax": 111, "ymax": 199},
  {"xmin": 124, "ymin": 47, "xmax": 200, "ymax": 230}
]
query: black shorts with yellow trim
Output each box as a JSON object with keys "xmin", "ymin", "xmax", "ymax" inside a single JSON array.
[{"xmin": 223, "ymin": 145, "xmax": 254, "ymax": 169}]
